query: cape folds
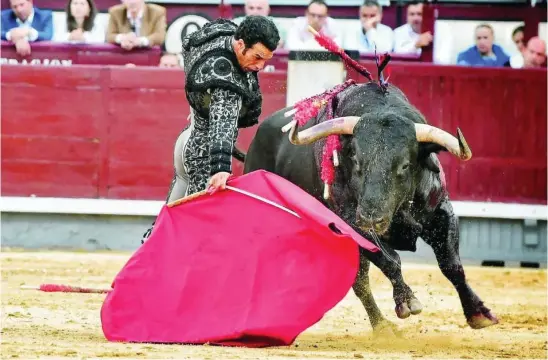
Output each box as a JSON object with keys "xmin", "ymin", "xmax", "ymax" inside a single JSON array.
[{"xmin": 101, "ymin": 170, "xmax": 379, "ymax": 347}]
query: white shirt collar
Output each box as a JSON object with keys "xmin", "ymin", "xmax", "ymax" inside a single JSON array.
[
  {"xmin": 127, "ymin": 8, "xmax": 144, "ymax": 21},
  {"xmin": 16, "ymin": 9, "xmax": 34, "ymax": 26},
  {"xmin": 406, "ymin": 23, "xmax": 419, "ymax": 36}
]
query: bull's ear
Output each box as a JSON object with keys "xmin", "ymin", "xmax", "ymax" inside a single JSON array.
[{"xmin": 418, "ymin": 142, "xmax": 445, "ymax": 173}]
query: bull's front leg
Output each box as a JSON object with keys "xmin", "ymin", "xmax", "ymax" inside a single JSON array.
[
  {"xmin": 364, "ymin": 240, "xmax": 423, "ymax": 320},
  {"xmin": 353, "ymin": 248, "xmax": 400, "ymax": 336},
  {"xmin": 421, "ymin": 200, "xmax": 498, "ymax": 329}
]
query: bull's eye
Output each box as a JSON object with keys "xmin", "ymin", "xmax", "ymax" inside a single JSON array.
[
  {"xmin": 352, "ymin": 155, "xmax": 361, "ymax": 173},
  {"xmin": 398, "ymin": 162, "xmax": 410, "ymax": 176}
]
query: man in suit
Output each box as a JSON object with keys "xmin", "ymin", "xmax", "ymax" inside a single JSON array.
[
  {"xmin": 1, "ymin": 0, "xmax": 53, "ymax": 56},
  {"xmin": 106, "ymin": 0, "xmax": 166, "ymax": 50}
]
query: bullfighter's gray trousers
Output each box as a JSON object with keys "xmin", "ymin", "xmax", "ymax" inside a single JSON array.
[
  {"xmin": 142, "ymin": 110, "xmax": 210, "ymax": 243},
  {"xmin": 165, "ymin": 109, "xmax": 211, "ymax": 203},
  {"xmin": 165, "ymin": 121, "xmax": 192, "ymax": 203}
]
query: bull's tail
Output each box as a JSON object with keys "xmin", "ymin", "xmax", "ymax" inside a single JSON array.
[{"xmin": 232, "ymin": 146, "xmax": 246, "ymax": 163}]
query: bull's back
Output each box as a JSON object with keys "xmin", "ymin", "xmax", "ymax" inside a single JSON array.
[
  {"xmin": 244, "ymin": 107, "xmax": 323, "ymax": 198},
  {"xmin": 244, "ymin": 107, "xmax": 291, "ymax": 174}
]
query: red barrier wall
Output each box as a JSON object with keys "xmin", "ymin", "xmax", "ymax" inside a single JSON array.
[
  {"xmin": 1, "ymin": 64, "xmax": 546, "ymax": 204},
  {"xmin": 0, "ymin": 41, "xmax": 163, "ymax": 67}
]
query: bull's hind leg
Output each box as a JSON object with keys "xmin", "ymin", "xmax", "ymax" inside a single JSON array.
[
  {"xmin": 421, "ymin": 200, "xmax": 498, "ymax": 329},
  {"xmin": 353, "ymin": 250, "xmax": 401, "ymax": 336}
]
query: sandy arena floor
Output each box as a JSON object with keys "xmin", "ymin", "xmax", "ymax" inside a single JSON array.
[{"xmin": 1, "ymin": 250, "xmax": 546, "ymax": 360}]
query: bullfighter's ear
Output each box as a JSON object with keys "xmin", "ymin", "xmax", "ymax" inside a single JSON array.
[{"xmin": 418, "ymin": 142, "xmax": 445, "ymax": 173}]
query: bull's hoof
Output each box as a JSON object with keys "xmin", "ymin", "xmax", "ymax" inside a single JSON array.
[
  {"xmin": 395, "ymin": 298, "xmax": 423, "ymax": 319},
  {"xmin": 467, "ymin": 311, "xmax": 499, "ymax": 329},
  {"xmin": 409, "ymin": 298, "xmax": 423, "ymax": 315},
  {"xmin": 373, "ymin": 320, "xmax": 402, "ymax": 338},
  {"xmin": 396, "ymin": 303, "xmax": 411, "ymax": 319}
]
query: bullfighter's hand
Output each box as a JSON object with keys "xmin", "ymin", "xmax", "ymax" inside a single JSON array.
[
  {"xmin": 207, "ymin": 172, "xmax": 231, "ymax": 194},
  {"xmin": 15, "ymin": 38, "xmax": 31, "ymax": 56}
]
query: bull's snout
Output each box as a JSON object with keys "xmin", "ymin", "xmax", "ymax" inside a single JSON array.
[{"xmin": 356, "ymin": 211, "xmax": 390, "ymax": 234}]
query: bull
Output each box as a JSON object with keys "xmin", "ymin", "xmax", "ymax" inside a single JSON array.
[{"xmin": 243, "ymin": 81, "xmax": 498, "ymax": 334}]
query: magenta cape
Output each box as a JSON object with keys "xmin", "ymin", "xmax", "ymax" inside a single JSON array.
[{"xmin": 101, "ymin": 170, "xmax": 379, "ymax": 347}]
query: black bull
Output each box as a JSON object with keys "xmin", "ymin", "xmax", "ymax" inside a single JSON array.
[{"xmin": 242, "ymin": 82, "xmax": 498, "ymax": 333}]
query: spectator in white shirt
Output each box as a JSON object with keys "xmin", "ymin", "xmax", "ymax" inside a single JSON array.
[
  {"xmin": 507, "ymin": 25, "xmax": 526, "ymax": 68},
  {"xmin": 53, "ymin": 0, "xmax": 104, "ymax": 43},
  {"xmin": 393, "ymin": 2, "xmax": 432, "ymax": 54},
  {"xmin": 507, "ymin": 36, "xmax": 546, "ymax": 69},
  {"xmin": 285, "ymin": 0, "xmax": 342, "ymax": 51},
  {"xmin": 393, "ymin": 1, "xmax": 453, "ymax": 64},
  {"xmin": 346, "ymin": 0, "xmax": 393, "ymax": 54}
]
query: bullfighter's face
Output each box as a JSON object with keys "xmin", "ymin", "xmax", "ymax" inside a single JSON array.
[{"xmin": 234, "ymin": 40, "xmax": 274, "ymax": 72}]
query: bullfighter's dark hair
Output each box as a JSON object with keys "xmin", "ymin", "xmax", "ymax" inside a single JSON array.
[
  {"xmin": 65, "ymin": 0, "xmax": 97, "ymax": 32},
  {"xmin": 235, "ymin": 16, "xmax": 280, "ymax": 52},
  {"xmin": 308, "ymin": 0, "xmax": 328, "ymax": 9}
]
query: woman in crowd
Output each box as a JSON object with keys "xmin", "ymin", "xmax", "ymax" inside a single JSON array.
[{"xmin": 54, "ymin": 0, "xmax": 104, "ymax": 43}]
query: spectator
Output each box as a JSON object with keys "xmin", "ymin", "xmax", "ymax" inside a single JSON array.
[
  {"xmin": 511, "ymin": 26, "xmax": 526, "ymax": 53},
  {"xmin": 53, "ymin": 0, "xmax": 104, "ymax": 44},
  {"xmin": 346, "ymin": 0, "xmax": 393, "ymax": 54},
  {"xmin": 106, "ymin": 0, "xmax": 166, "ymax": 50},
  {"xmin": 233, "ymin": 0, "xmax": 286, "ymax": 49},
  {"xmin": 392, "ymin": 2, "xmax": 453, "ymax": 64},
  {"xmin": 456, "ymin": 24, "xmax": 509, "ymax": 67},
  {"xmin": 243, "ymin": 0, "xmax": 270, "ymax": 16},
  {"xmin": 393, "ymin": 2, "xmax": 431, "ymax": 54},
  {"xmin": 159, "ymin": 52, "xmax": 182, "ymax": 68},
  {"xmin": 1, "ymin": 0, "xmax": 53, "ymax": 56},
  {"xmin": 507, "ymin": 25, "xmax": 525, "ymax": 68},
  {"xmin": 285, "ymin": 0, "xmax": 342, "ymax": 51},
  {"xmin": 507, "ymin": 36, "xmax": 547, "ymax": 69}
]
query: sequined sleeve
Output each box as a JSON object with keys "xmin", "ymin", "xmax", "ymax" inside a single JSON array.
[{"xmin": 208, "ymin": 88, "xmax": 242, "ymax": 175}]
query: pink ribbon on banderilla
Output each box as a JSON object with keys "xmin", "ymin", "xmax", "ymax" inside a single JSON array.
[{"xmin": 290, "ymin": 79, "xmax": 357, "ymax": 199}]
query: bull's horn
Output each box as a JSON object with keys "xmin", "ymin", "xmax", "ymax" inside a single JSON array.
[
  {"xmin": 288, "ymin": 116, "xmax": 360, "ymax": 145},
  {"xmin": 415, "ymin": 124, "xmax": 472, "ymax": 161}
]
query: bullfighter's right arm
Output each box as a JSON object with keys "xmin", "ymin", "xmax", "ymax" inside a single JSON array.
[{"xmin": 208, "ymin": 88, "xmax": 242, "ymax": 176}]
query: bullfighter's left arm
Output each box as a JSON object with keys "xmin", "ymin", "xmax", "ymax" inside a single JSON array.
[{"xmin": 208, "ymin": 87, "xmax": 242, "ymax": 176}]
